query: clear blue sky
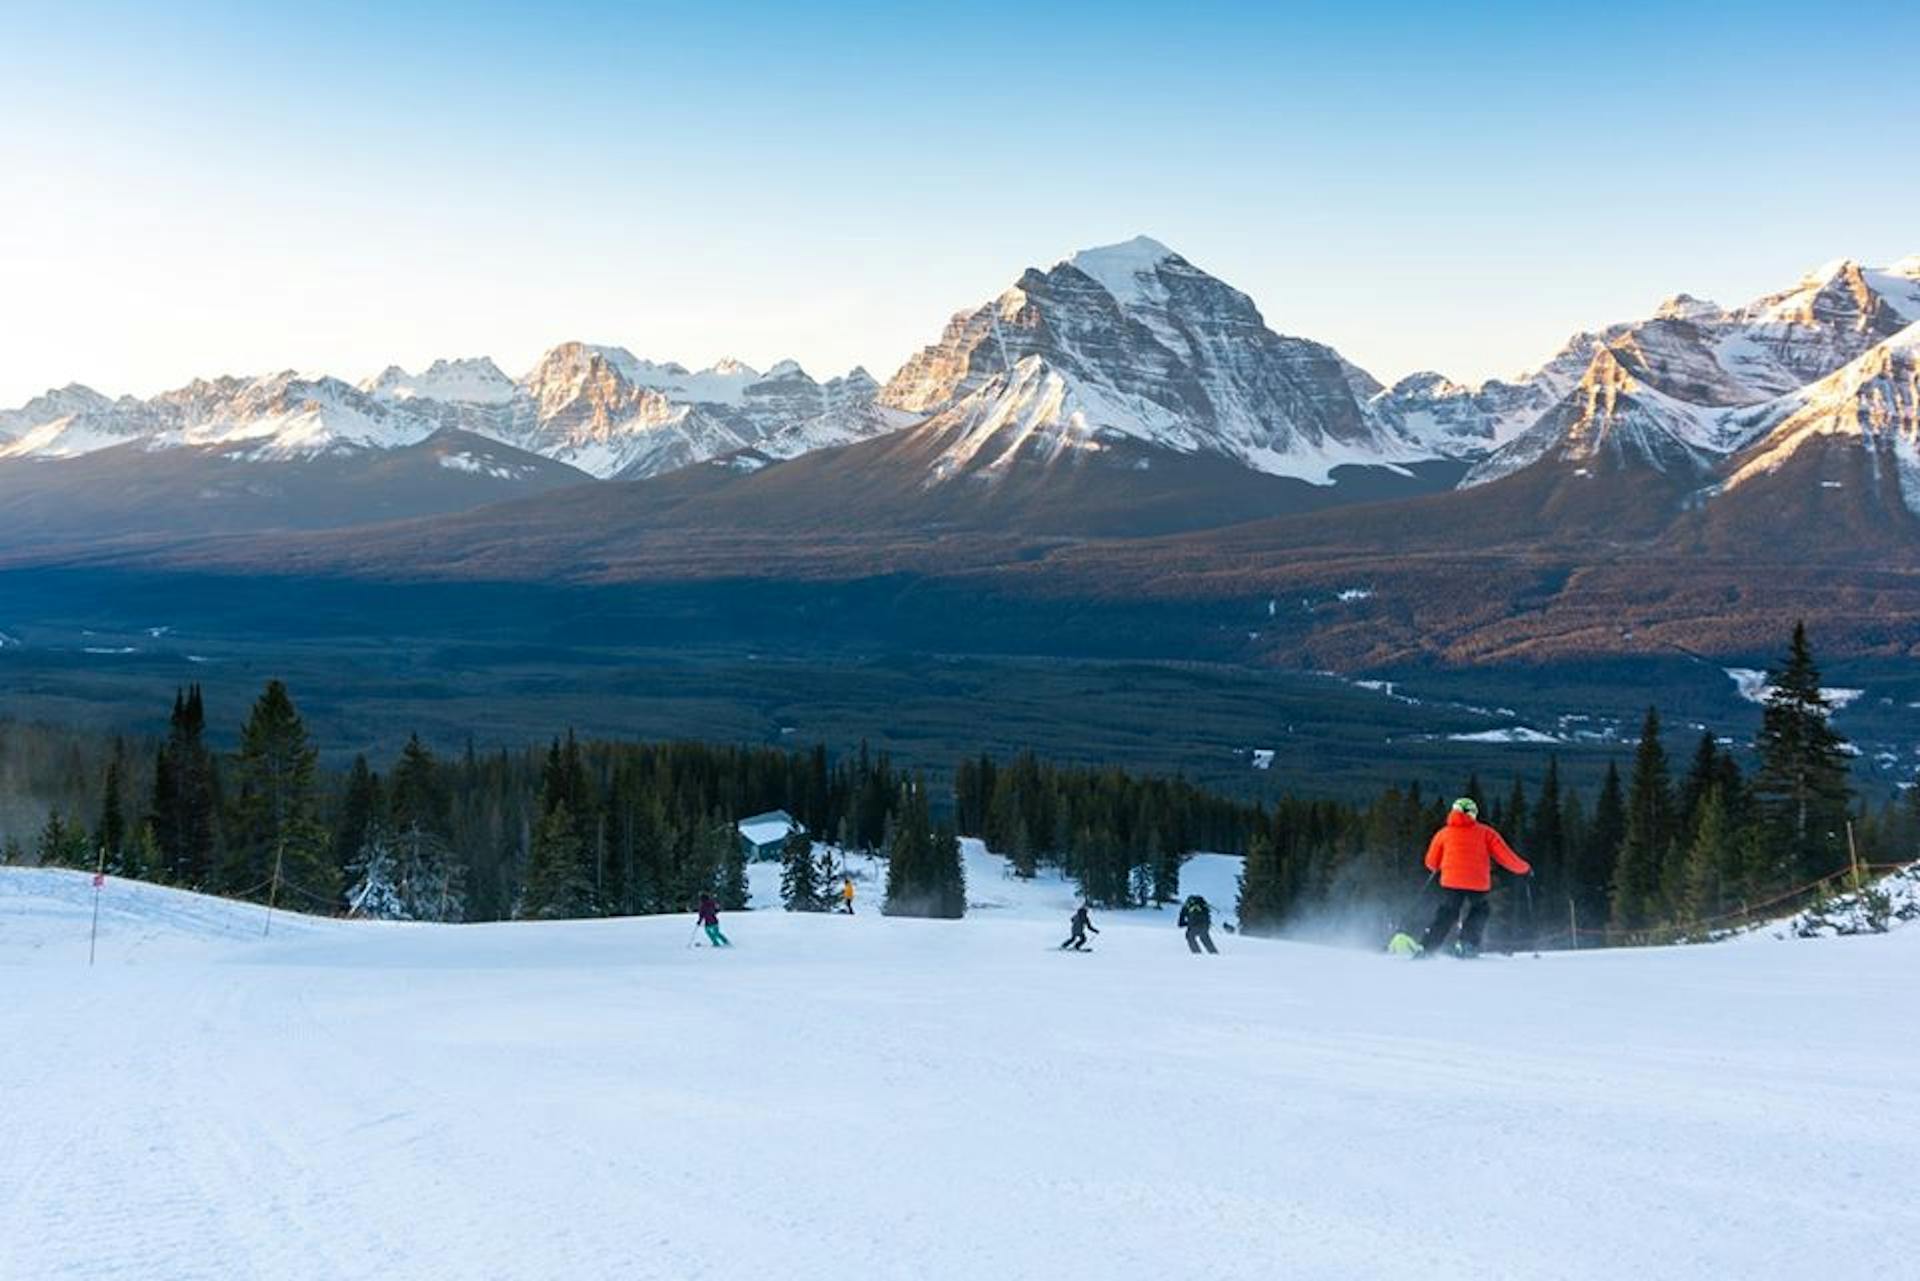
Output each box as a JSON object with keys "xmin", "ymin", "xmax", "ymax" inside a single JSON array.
[{"xmin": 3, "ymin": 0, "xmax": 1916, "ymax": 406}]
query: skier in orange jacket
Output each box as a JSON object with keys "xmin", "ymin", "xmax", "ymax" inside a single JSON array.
[{"xmin": 1418, "ymin": 797, "xmax": 1530, "ymax": 957}]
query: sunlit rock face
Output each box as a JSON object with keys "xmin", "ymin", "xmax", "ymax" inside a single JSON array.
[{"xmin": 878, "ymin": 236, "xmax": 1429, "ymax": 485}]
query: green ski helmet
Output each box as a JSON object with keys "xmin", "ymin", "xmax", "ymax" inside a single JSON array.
[{"xmin": 1451, "ymin": 797, "xmax": 1479, "ymax": 817}]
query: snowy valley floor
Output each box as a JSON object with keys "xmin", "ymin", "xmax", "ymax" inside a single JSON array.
[{"xmin": 4, "ymin": 848, "xmax": 1917, "ymax": 1281}]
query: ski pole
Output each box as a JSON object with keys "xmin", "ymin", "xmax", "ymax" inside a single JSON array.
[{"xmin": 686, "ymin": 919, "xmax": 702, "ymax": 949}]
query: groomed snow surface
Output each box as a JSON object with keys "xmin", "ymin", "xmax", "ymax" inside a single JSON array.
[{"xmin": 5, "ymin": 842, "xmax": 1916, "ymax": 1281}]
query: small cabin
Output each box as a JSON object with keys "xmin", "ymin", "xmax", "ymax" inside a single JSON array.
[{"xmin": 737, "ymin": 809, "xmax": 803, "ymax": 861}]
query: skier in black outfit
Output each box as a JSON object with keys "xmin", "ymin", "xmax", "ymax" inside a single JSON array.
[
  {"xmin": 1060, "ymin": 904, "xmax": 1098, "ymax": 951},
  {"xmin": 1178, "ymin": 895, "xmax": 1218, "ymax": 954}
]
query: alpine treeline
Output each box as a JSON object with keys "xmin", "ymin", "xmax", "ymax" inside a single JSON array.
[
  {"xmin": 3, "ymin": 623, "xmax": 1915, "ymax": 942},
  {"xmin": 954, "ymin": 752, "xmax": 1259, "ymax": 906},
  {"xmin": 1224, "ymin": 622, "xmax": 1906, "ymax": 943},
  {"xmin": 1, "ymin": 689, "xmax": 962, "ymax": 922}
]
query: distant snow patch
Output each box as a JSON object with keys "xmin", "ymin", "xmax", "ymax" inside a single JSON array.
[
  {"xmin": 439, "ymin": 452, "xmax": 538, "ymax": 481},
  {"xmin": 1449, "ymin": 727, "xmax": 1560, "ymax": 744},
  {"xmin": 83, "ymin": 646, "xmax": 138, "ymax": 655},
  {"xmin": 0, "ymin": 630, "xmax": 18, "ymax": 649},
  {"xmin": 1725, "ymin": 668, "xmax": 1864, "ymax": 710},
  {"xmin": 1336, "ymin": 588, "xmax": 1373, "ymax": 602},
  {"xmin": 1352, "ymin": 679, "xmax": 1422, "ymax": 706},
  {"xmin": 1250, "ymin": 749, "xmax": 1275, "ymax": 771}
]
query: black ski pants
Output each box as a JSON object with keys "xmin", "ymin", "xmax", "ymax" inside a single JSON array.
[
  {"xmin": 1186, "ymin": 927, "xmax": 1217, "ymax": 954},
  {"xmin": 1422, "ymin": 888, "xmax": 1490, "ymax": 951},
  {"xmin": 1061, "ymin": 928, "xmax": 1088, "ymax": 950}
]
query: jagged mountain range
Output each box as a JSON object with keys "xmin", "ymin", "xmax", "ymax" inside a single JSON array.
[
  {"xmin": 2, "ymin": 240, "xmax": 1918, "ymax": 544},
  {"xmin": 0, "ymin": 350, "xmax": 884, "ymax": 482}
]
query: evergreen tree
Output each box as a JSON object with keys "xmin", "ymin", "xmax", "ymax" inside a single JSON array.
[
  {"xmin": 927, "ymin": 817, "xmax": 967, "ymax": 919},
  {"xmin": 1573, "ymin": 761, "xmax": 1625, "ymax": 934},
  {"xmin": 387, "ymin": 735, "xmax": 464, "ymax": 922},
  {"xmin": 37, "ymin": 811, "xmax": 91, "ymax": 868},
  {"xmin": 521, "ymin": 801, "xmax": 594, "ymax": 918},
  {"xmin": 1676, "ymin": 732, "xmax": 1724, "ymax": 842},
  {"xmin": 125, "ymin": 821, "xmax": 159, "ymax": 881},
  {"xmin": 96, "ymin": 746, "xmax": 128, "ymax": 873},
  {"xmin": 1148, "ymin": 824, "xmax": 1181, "ymax": 907},
  {"xmin": 345, "ymin": 820, "xmax": 408, "ymax": 919},
  {"xmin": 224, "ymin": 681, "xmax": 333, "ymax": 904},
  {"xmin": 331, "ymin": 755, "xmax": 382, "ymax": 889},
  {"xmin": 694, "ymin": 812, "xmax": 738, "ymax": 907},
  {"xmin": 149, "ymin": 685, "xmax": 221, "ymax": 887},
  {"xmin": 715, "ymin": 821, "xmax": 750, "ymax": 911},
  {"xmin": 779, "ymin": 826, "xmax": 823, "ymax": 911},
  {"xmin": 1751, "ymin": 622, "xmax": 1853, "ymax": 888},
  {"xmin": 883, "ymin": 780, "xmax": 929, "ymax": 915},
  {"xmin": 1530, "ymin": 756, "xmax": 1567, "ymax": 913},
  {"xmin": 1502, "ymin": 778, "xmax": 1528, "ymax": 847},
  {"xmin": 1679, "ymin": 785, "xmax": 1738, "ymax": 926},
  {"xmin": 1611, "ymin": 708, "xmax": 1675, "ymax": 930},
  {"xmin": 884, "ymin": 775, "xmax": 963, "ymax": 917},
  {"xmin": 1236, "ymin": 825, "xmax": 1289, "ymax": 936}
]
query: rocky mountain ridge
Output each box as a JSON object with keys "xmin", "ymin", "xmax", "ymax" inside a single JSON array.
[{"xmin": 5, "ymin": 243, "xmax": 1918, "ymax": 526}]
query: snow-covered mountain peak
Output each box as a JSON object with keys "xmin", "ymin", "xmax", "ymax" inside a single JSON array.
[
  {"xmin": 1463, "ymin": 343, "xmax": 1729, "ymax": 486},
  {"xmin": 1745, "ymin": 258, "xmax": 1884, "ymax": 329},
  {"xmin": 879, "ymin": 238, "xmax": 1421, "ymax": 481},
  {"xmin": 1654, "ymin": 293, "xmax": 1722, "ymax": 322},
  {"xmin": 0, "ymin": 383, "xmax": 117, "ymax": 442},
  {"xmin": 1387, "ymin": 371, "xmax": 1467, "ymax": 398},
  {"xmin": 363, "ymin": 356, "xmax": 515, "ymax": 406},
  {"xmin": 1065, "ymin": 235, "xmax": 1181, "ymax": 307},
  {"xmin": 1719, "ymin": 320, "xmax": 1920, "ymax": 513},
  {"xmin": 1803, "ymin": 256, "xmax": 1859, "ymax": 283}
]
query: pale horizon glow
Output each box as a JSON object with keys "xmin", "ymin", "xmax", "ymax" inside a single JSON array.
[{"xmin": 3, "ymin": 1, "xmax": 1918, "ymax": 409}]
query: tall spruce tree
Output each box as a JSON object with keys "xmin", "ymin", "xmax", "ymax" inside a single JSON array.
[
  {"xmin": 779, "ymin": 826, "xmax": 823, "ymax": 911},
  {"xmin": 1236, "ymin": 825, "xmax": 1289, "ymax": 936},
  {"xmin": 1573, "ymin": 761, "xmax": 1625, "ymax": 934},
  {"xmin": 1611, "ymin": 708, "xmax": 1675, "ymax": 930},
  {"xmin": 884, "ymin": 775, "xmax": 964, "ymax": 917},
  {"xmin": 1679, "ymin": 785, "xmax": 1738, "ymax": 925},
  {"xmin": 96, "ymin": 745, "xmax": 128, "ymax": 873},
  {"xmin": 149, "ymin": 686, "xmax": 220, "ymax": 887},
  {"xmin": 1751, "ymin": 622, "xmax": 1853, "ymax": 888},
  {"xmin": 927, "ymin": 817, "xmax": 967, "ymax": 919},
  {"xmin": 38, "ymin": 811, "xmax": 91, "ymax": 868},
  {"xmin": 331, "ymin": 755, "xmax": 382, "ymax": 892},
  {"xmin": 1530, "ymin": 757, "xmax": 1567, "ymax": 915},
  {"xmin": 386, "ymin": 736, "xmax": 464, "ymax": 922},
  {"xmin": 521, "ymin": 801, "xmax": 594, "ymax": 918},
  {"xmin": 225, "ymin": 680, "xmax": 333, "ymax": 903},
  {"xmin": 714, "ymin": 818, "xmax": 750, "ymax": 911}
]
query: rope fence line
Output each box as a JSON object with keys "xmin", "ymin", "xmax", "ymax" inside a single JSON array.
[{"xmin": 1518, "ymin": 856, "xmax": 1920, "ymax": 950}]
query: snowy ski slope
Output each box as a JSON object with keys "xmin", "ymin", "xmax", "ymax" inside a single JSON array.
[{"xmin": 4, "ymin": 850, "xmax": 1916, "ymax": 1281}]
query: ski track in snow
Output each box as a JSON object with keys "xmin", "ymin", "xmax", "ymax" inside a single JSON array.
[{"xmin": 4, "ymin": 851, "xmax": 1917, "ymax": 1281}]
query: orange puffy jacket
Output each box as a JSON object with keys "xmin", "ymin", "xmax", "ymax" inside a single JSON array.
[{"xmin": 1425, "ymin": 810, "xmax": 1531, "ymax": 891}]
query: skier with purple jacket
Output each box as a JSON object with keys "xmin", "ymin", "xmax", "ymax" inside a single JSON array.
[{"xmin": 696, "ymin": 893, "xmax": 731, "ymax": 948}]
